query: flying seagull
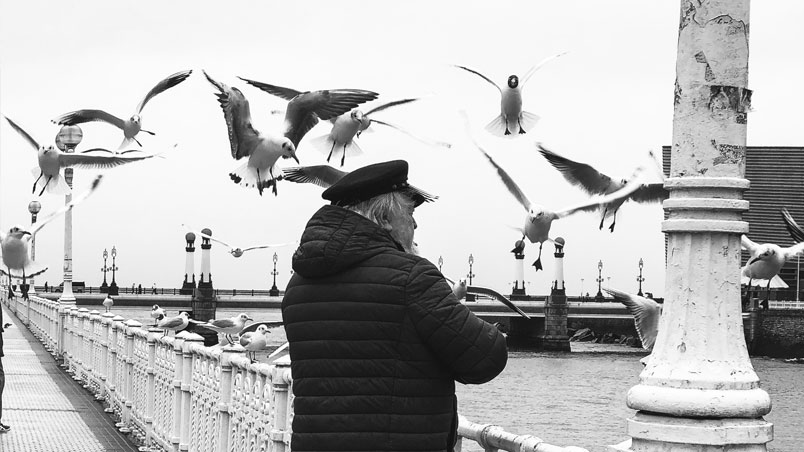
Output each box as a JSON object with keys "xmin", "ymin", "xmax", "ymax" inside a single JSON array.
[
  {"xmin": 52, "ymin": 69, "xmax": 193, "ymax": 150},
  {"xmin": 471, "ymin": 137, "xmax": 646, "ymax": 271},
  {"xmin": 781, "ymin": 208, "xmax": 804, "ymax": 243},
  {"xmin": 237, "ymin": 75, "xmax": 379, "ymax": 164},
  {"xmin": 604, "ymin": 287, "xmax": 662, "ymax": 351},
  {"xmin": 1, "ymin": 175, "xmax": 103, "ymax": 298},
  {"xmin": 182, "ymin": 224, "xmax": 296, "ymax": 258},
  {"xmin": 741, "ymin": 234, "xmax": 804, "ymax": 299},
  {"xmin": 198, "ymin": 313, "xmax": 253, "ymax": 345},
  {"xmin": 157, "ymin": 312, "xmax": 190, "ymax": 336},
  {"xmin": 455, "ymin": 52, "xmax": 567, "ymax": 137},
  {"xmin": 4, "ymin": 116, "xmax": 157, "ymax": 196},
  {"xmin": 537, "ymin": 144, "xmax": 667, "ymax": 232},
  {"xmin": 239, "ymin": 324, "xmax": 271, "ymax": 362},
  {"xmin": 281, "ymin": 165, "xmax": 347, "ymax": 188}
]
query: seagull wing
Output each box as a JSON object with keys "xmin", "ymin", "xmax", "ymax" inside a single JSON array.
[
  {"xmin": 237, "ymin": 77, "xmax": 303, "ymax": 101},
  {"xmin": 240, "ymin": 242, "xmax": 297, "ymax": 253},
  {"xmin": 370, "ymin": 119, "xmax": 452, "ymax": 148},
  {"xmin": 203, "ymin": 70, "xmax": 261, "ymax": 159},
  {"xmin": 554, "ymin": 171, "xmax": 646, "ymax": 219},
  {"xmin": 239, "ymin": 331, "xmax": 254, "ymax": 347},
  {"xmin": 363, "ymin": 98, "xmax": 419, "ymax": 116},
  {"xmin": 4, "ymin": 116, "xmax": 41, "ymax": 150},
  {"xmin": 537, "ymin": 144, "xmax": 618, "ymax": 195},
  {"xmin": 472, "ymin": 139, "xmax": 532, "ymax": 212},
  {"xmin": 521, "ymin": 51, "xmax": 568, "ymax": 85},
  {"xmin": 604, "ymin": 287, "xmax": 661, "ymax": 351},
  {"xmin": 782, "ymin": 242, "xmax": 804, "ymax": 260},
  {"xmin": 454, "ymin": 65, "xmax": 501, "ymax": 93},
  {"xmin": 58, "ymin": 151, "xmax": 154, "ymax": 169},
  {"xmin": 741, "ymin": 235, "xmax": 759, "ymax": 254},
  {"xmin": 207, "ymin": 318, "xmax": 236, "ymax": 328},
  {"xmin": 158, "ymin": 316, "xmax": 185, "ymax": 329},
  {"xmin": 284, "ymin": 89, "xmax": 379, "ymax": 148},
  {"xmin": 781, "ymin": 208, "xmax": 804, "ymax": 243},
  {"xmin": 282, "ymin": 165, "xmax": 347, "ymax": 188},
  {"xmin": 52, "ymin": 109, "xmax": 126, "ymax": 130},
  {"xmin": 628, "ymin": 183, "xmax": 669, "ymax": 203},
  {"xmin": 29, "ymin": 175, "xmax": 103, "ymax": 236},
  {"xmin": 136, "ymin": 69, "xmax": 193, "ymax": 114}
]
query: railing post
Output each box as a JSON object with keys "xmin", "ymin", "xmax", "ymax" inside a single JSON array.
[
  {"xmin": 171, "ymin": 334, "xmax": 186, "ymax": 452},
  {"xmin": 97, "ymin": 312, "xmax": 115, "ymax": 402},
  {"xmin": 105, "ymin": 315, "xmax": 126, "ymax": 414},
  {"xmin": 270, "ymin": 357, "xmax": 293, "ymax": 452},
  {"xmin": 118, "ymin": 319, "xmax": 142, "ymax": 434},
  {"xmin": 145, "ymin": 327, "xmax": 161, "ymax": 449},
  {"xmin": 83, "ymin": 310, "xmax": 100, "ymax": 389},
  {"xmin": 217, "ymin": 346, "xmax": 243, "ymax": 452},
  {"xmin": 179, "ymin": 333, "xmax": 204, "ymax": 451},
  {"xmin": 24, "ymin": 295, "xmax": 31, "ymax": 327}
]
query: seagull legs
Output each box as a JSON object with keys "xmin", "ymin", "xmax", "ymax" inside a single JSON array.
[
  {"xmin": 517, "ymin": 115, "xmax": 527, "ymax": 134},
  {"xmin": 503, "ymin": 116, "xmax": 511, "ymax": 136},
  {"xmin": 532, "ymin": 242, "xmax": 544, "ymax": 271},
  {"xmin": 608, "ymin": 209, "xmax": 618, "ymax": 233},
  {"xmin": 326, "ymin": 141, "xmax": 337, "ymax": 163},
  {"xmin": 32, "ymin": 171, "xmax": 43, "ymax": 194},
  {"xmin": 38, "ymin": 176, "xmax": 53, "ymax": 196},
  {"xmin": 340, "ymin": 143, "xmax": 347, "ymax": 167}
]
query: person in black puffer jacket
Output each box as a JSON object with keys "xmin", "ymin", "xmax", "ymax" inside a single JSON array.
[{"xmin": 282, "ymin": 160, "xmax": 508, "ymax": 452}]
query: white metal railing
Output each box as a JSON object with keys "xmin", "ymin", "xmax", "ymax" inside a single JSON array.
[{"xmin": 1, "ymin": 285, "xmax": 587, "ymax": 452}]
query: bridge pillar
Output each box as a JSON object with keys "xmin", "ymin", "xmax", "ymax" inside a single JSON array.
[
  {"xmin": 193, "ymin": 228, "xmax": 217, "ymax": 322},
  {"xmin": 180, "ymin": 232, "xmax": 196, "ymax": 295},
  {"xmin": 541, "ymin": 238, "xmax": 569, "ymax": 352},
  {"xmin": 510, "ymin": 240, "xmax": 527, "ymax": 300},
  {"xmin": 616, "ymin": 2, "xmax": 773, "ymax": 450}
]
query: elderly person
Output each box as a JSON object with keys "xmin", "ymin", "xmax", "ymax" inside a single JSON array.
[{"xmin": 282, "ymin": 159, "xmax": 508, "ymax": 452}]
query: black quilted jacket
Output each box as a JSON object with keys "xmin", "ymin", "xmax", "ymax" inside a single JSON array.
[{"xmin": 282, "ymin": 205, "xmax": 508, "ymax": 452}]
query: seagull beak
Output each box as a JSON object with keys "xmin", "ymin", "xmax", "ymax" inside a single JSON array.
[
  {"xmin": 291, "ymin": 153, "xmax": 300, "ymax": 164},
  {"xmin": 21, "ymin": 231, "xmax": 32, "ymax": 236},
  {"xmin": 747, "ymin": 256, "xmax": 761, "ymax": 266}
]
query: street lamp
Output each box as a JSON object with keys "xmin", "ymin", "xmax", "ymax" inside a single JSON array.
[
  {"xmin": 27, "ymin": 200, "xmax": 41, "ymax": 295},
  {"xmin": 581, "ymin": 278, "xmax": 585, "ymax": 298},
  {"xmin": 467, "ymin": 254, "xmax": 475, "ymax": 285},
  {"xmin": 269, "ymin": 252, "xmax": 280, "ymax": 296},
  {"xmin": 56, "ymin": 125, "xmax": 83, "ymax": 303},
  {"xmin": 109, "ymin": 246, "xmax": 119, "ymax": 295},
  {"xmin": 595, "ymin": 260, "xmax": 604, "ymax": 301},
  {"xmin": 637, "ymin": 257, "xmax": 645, "ymax": 296},
  {"xmin": 438, "ymin": 256, "xmax": 443, "ymax": 272},
  {"xmin": 100, "ymin": 248, "xmax": 109, "ymax": 293}
]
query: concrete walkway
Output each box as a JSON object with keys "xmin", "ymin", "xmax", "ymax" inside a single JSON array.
[{"xmin": 0, "ymin": 303, "xmax": 139, "ymax": 452}]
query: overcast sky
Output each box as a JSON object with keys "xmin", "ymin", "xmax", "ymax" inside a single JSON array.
[{"xmin": 1, "ymin": 1, "xmax": 802, "ymax": 297}]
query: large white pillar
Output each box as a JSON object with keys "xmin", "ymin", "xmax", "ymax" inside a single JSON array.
[
  {"xmin": 56, "ymin": 125, "xmax": 82, "ymax": 304},
  {"xmin": 511, "ymin": 240, "xmax": 526, "ymax": 297},
  {"xmin": 622, "ymin": 1, "xmax": 772, "ymax": 450}
]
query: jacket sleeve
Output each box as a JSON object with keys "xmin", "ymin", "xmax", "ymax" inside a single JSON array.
[{"xmin": 406, "ymin": 259, "xmax": 508, "ymax": 384}]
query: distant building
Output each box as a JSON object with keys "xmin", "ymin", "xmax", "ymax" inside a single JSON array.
[{"xmin": 663, "ymin": 146, "xmax": 804, "ymax": 292}]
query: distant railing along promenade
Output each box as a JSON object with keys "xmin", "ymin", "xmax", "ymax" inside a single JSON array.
[{"xmin": 1, "ymin": 287, "xmax": 588, "ymax": 452}]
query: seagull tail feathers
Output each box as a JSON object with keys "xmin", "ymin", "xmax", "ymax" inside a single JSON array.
[
  {"xmin": 117, "ymin": 136, "xmax": 135, "ymax": 151},
  {"xmin": 517, "ymin": 111, "xmax": 540, "ymax": 134},
  {"xmin": 484, "ymin": 112, "xmax": 540, "ymax": 137},
  {"xmin": 484, "ymin": 114, "xmax": 510, "ymax": 137},
  {"xmin": 310, "ymin": 134, "xmax": 364, "ymax": 166},
  {"xmin": 38, "ymin": 172, "xmax": 70, "ymax": 195},
  {"xmin": 229, "ymin": 162, "xmax": 280, "ymax": 195}
]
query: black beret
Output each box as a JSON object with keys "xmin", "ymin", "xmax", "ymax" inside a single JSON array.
[{"xmin": 322, "ymin": 160, "xmax": 437, "ymax": 207}]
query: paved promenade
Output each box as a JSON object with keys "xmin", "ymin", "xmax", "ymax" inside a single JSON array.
[{"xmin": 0, "ymin": 303, "xmax": 139, "ymax": 452}]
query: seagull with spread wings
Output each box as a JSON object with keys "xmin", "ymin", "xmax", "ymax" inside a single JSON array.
[
  {"xmin": 52, "ymin": 70, "xmax": 193, "ymax": 150},
  {"xmin": 471, "ymin": 138, "xmax": 645, "ymax": 271},
  {"xmin": 182, "ymin": 224, "xmax": 296, "ymax": 258},
  {"xmin": 455, "ymin": 52, "xmax": 566, "ymax": 137},
  {"xmin": 537, "ymin": 144, "xmax": 667, "ymax": 232},
  {"xmin": 281, "ymin": 165, "xmax": 348, "ymax": 188},
  {"xmin": 1, "ymin": 176, "xmax": 103, "ymax": 298},
  {"xmin": 4, "ymin": 116, "xmax": 156, "ymax": 196},
  {"xmin": 741, "ymin": 234, "xmax": 804, "ymax": 300}
]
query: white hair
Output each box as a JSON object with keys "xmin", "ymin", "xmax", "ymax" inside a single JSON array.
[{"xmin": 344, "ymin": 191, "xmax": 415, "ymax": 226}]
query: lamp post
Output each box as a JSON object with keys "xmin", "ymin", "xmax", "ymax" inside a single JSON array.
[
  {"xmin": 581, "ymin": 278, "xmax": 585, "ymax": 298},
  {"xmin": 109, "ymin": 246, "xmax": 119, "ymax": 296},
  {"xmin": 595, "ymin": 260, "xmax": 604, "ymax": 301},
  {"xmin": 637, "ymin": 257, "xmax": 645, "ymax": 296},
  {"xmin": 27, "ymin": 200, "xmax": 41, "ymax": 295},
  {"xmin": 269, "ymin": 252, "xmax": 280, "ymax": 296},
  {"xmin": 438, "ymin": 256, "xmax": 443, "ymax": 272},
  {"xmin": 56, "ymin": 125, "xmax": 83, "ymax": 303},
  {"xmin": 100, "ymin": 249, "xmax": 109, "ymax": 293},
  {"xmin": 466, "ymin": 254, "xmax": 476, "ymax": 302}
]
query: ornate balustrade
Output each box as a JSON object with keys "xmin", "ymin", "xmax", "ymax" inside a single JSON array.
[{"xmin": 1, "ymin": 286, "xmax": 586, "ymax": 452}]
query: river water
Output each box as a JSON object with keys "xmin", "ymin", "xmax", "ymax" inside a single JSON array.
[{"xmin": 115, "ymin": 306, "xmax": 802, "ymax": 452}]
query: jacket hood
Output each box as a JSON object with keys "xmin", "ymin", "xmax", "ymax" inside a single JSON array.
[{"xmin": 292, "ymin": 205, "xmax": 405, "ymax": 278}]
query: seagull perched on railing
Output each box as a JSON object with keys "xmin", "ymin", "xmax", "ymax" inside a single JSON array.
[
  {"xmin": 182, "ymin": 224, "xmax": 296, "ymax": 258},
  {"xmin": 102, "ymin": 296, "xmax": 114, "ymax": 313},
  {"xmin": 1, "ymin": 176, "xmax": 103, "ymax": 299},
  {"xmin": 4, "ymin": 116, "xmax": 157, "ymax": 196},
  {"xmin": 469, "ymin": 134, "xmax": 646, "ymax": 271},
  {"xmin": 52, "ymin": 69, "xmax": 193, "ymax": 150},
  {"xmin": 741, "ymin": 235, "xmax": 804, "ymax": 301},
  {"xmin": 537, "ymin": 144, "xmax": 667, "ymax": 232},
  {"xmin": 239, "ymin": 325, "xmax": 271, "ymax": 362},
  {"xmin": 150, "ymin": 305, "xmax": 166, "ymax": 326},
  {"xmin": 157, "ymin": 312, "xmax": 190, "ymax": 336},
  {"xmin": 198, "ymin": 313, "xmax": 253, "ymax": 345},
  {"xmin": 455, "ymin": 52, "xmax": 567, "ymax": 137},
  {"xmin": 604, "ymin": 288, "xmax": 662, "ymax": 352}
]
